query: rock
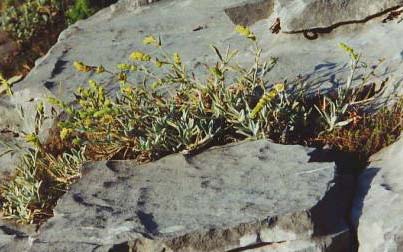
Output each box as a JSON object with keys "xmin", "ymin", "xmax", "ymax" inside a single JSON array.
[
  {"xmin": 275, "ymin": 0, "xmax": 403, "ymax": 32},
  {"xmin": 0, "ymin": 87, "xmax": 56, "ymax": 180},
  {"xmin": 30, "ymin": 140, "xmax": 354, "ymax": 251},
  {"xmin": 0, "ymin": 220, "xmax": 34, "ymax": 252},
  {"xmin": 352, "ymin": 135, "xmax": 403, "ymax": 252},
  {"xmin": 225, "ymin": 0, "xmax": 274, "ymax": 26}
]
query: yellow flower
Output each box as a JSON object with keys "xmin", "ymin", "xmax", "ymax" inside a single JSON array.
[
  {"xmin": 95, "ymin": 65, "xmax": 105, "ymax": 74},
  {"xmin": 73, "ymin": 61, "xmax": 92, "ymax": 72},
  {"xmin": 60, "ymin": 128, "xmax": 72, "ymax": 140},
  {"xmin": 101, "ymin": 114, "xmax": 114, "ymax": 125},
  {"xmin": 154, "ymin": 58, "xmax": 164, "ymax": 68},
  {"xmin": 121, "ymin": 86, "xmax": 133, "ymax": 94},
  {"xmin": 249, "ymin": 89, "xmax": 279, "ymax": 119},
  {"xmin": 173, "ymin": 52, "xmax": 181, "ymax": 65},
  {"xmin": 339, "ymin": 42, "xmax": 359, "ymax": 61},
  {"xmin": 118, "ymin": 72, "xmax": 127, "ymax": 83},
  {"xmin": 25, "ymin": 133, "xmax": 41, "ymax": 147},
  {"xmin": 117, "ymin": 64, "xmax": 130, "ymax": 71},
  {"xmin": 235, "ymin": 25, "xmax": 256, "ymax": 41},
  {"xmin": 143, "ymin": 35, "xmax": 157, "ymax": 45},
  {"xmin": 84, "ymin": 118, "xmax": 92, "ymax": 127},
  {"xmin": 273, "ymin": 83, "xmax": 285, "ymax": 93},
  {"xmin": 130, "ymin": 51, "xmax": 151, "ymax": 61}
]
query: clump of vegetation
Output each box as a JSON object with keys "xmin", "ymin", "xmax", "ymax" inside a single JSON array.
[
  {"xmin": 317, "ymin": 98, "xmax": 402, "ymax": 162},
  {"xmin": 0, "ymin": 26, "xmax": 401, "ymax": 224},
  {"xmin": 0, "ymin": 0, "xmax": 116, "ymax": 78},
  {"xmin": 0, "ymin": 0, "xmax": 66, "ymax": 43},
  {"xmin": 66, "ymin": 0, "xmax": 93, "ymax": 25}
]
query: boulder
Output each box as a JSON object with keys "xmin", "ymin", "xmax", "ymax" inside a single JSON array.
[
  {"xmin": 30, "ymin": 140, "xmax": 355, "ymax": 252},
  {"xmin": 275, "ymin": 0, "xmax": 403, "ymax": 32},
  {"xmin": 352, "ymin": 135, "xmax": 403, "ymax": 252}
]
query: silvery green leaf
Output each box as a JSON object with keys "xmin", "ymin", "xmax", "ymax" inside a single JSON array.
[
  {"xmin": 335, "ymin": 118, "xmax": 354, "ymax": 127},
  {"xmin": 7, "ymin": 75, "xmax": 22, "ymax": 84}
]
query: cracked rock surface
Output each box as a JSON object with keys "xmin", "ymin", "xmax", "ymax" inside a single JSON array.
[
  {"xmin": 29, "ymin": 140, "xmax": 353, "ymax": 252},
  {"xmin": 352, "ymin": 135, "xmax": 403, "ymax": 252},
  {"xmin": 0, "ymin": 220, "xmax": 34, "ymax": 252},
  {"xmin": 275, "ymin": 0, "xmax": 403, "ymax": 32}
]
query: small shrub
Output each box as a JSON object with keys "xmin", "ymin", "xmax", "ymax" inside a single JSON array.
[
  {"xmin": 0, "ymin": 0, "xmax": 66, "ymax": 43},
  {"xmin": 316, "ymin": 98, "xmax": 403, "ymax": 162},
  {"xmin": 66, "ymin": 0, "xmax": 94, "ymax": 25}
]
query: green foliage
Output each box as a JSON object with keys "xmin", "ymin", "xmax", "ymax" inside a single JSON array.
[
  {"xmin": 0, "ymin": 101, "xmax": 85, "ymax": 224},
  {"xmin": 0, "ymin": 0, "xmax": 65, "ymax": 43},
  {"xmin": 66, "ymin": 0, "xmax": 94, "ymax": 25}
]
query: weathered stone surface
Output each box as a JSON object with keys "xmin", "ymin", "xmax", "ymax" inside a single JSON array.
[
  {"xmin": 0, "ymin": 87, "xmax": 55, "ymax": 180},
  {"xmin": 0, "ymin": 220, "xmax": 34, "ymax": 252},
  {"xmin": 29, "ymin": 140, "xmax": 354, "ymax": 252},
  {"xmin": 352, "ymin": 135, "xmax": 403, "ymax": 252},
  {"xmin": 275, "ymin": 0, "xmax": 403, "ymax": 32}
]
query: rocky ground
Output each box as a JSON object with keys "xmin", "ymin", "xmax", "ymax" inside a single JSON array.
[{"xmin": 1, "ymin": 0, "xmax": 403, "ymax": 251}]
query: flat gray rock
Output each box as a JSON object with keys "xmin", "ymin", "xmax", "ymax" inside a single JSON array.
[
  {"xmin": 352, "ymin": 135, "xmax": 403, "ymax": 252},
  {"xmin": 29, "ymin": 140, "xmax": 354, "ymax": 252}
]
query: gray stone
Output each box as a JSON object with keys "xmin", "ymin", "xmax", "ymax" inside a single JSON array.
[
  {"xmin": 352, "ymin": 135, "xmax": 403, "ymax": 252},
  {"xmin": 275, "ymin": 0, "xmax": 403, "ymax": 32},
  {"xmin": 30, "ymin": 140, "xmax": 354, "ymax": 252},
  {"xmin": 0, "ymin": 220, "xmax": 34, "ymax": 252},
  {"xmin": 0, "ymin": 87, "xmax": 56, "ymax": 180}
]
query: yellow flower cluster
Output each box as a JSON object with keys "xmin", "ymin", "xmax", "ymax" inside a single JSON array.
[
  {"xmin": 154, "ymin": 58, "xmax": 164, "ymax": 68},
  {"xmin": 73, "ymin": 61, "xmax": 92, "ymax": 72},
  {"xmin": 130, "ymin": 51, "xmax": 151, "ymax": 61},
  {"xmin": 60, "ymin": 128, "xmax": 72, "ymax": 140},
  {"xmin": 117, "ymin": 64, "xmax": 137, "ymax": 71},
  {"xmin": 25, "ymin": 133, "xmax": 41, "ymax": 147},
  {"xmin": 235, "ymin": 25, "xmax": 256, "ymax": 41},
  {"xmin": 101, "ymin": 114, "xmax": 114, "ymax": 125},
  {"xmin": 249, "ymin": 83, "xmax": 285, "ymax": 119},
  {"xmin": 143, "ymin": 35, "xmax": 158, "ymax": 46},
  {"xmin": 173, "ymin": 52, "xmax": 181, "ymax": 65},
  {"xmin": 339, "ymin": 43, "xmax": 359, "ymax": 61},
  {"xmin": 95, "ymin": 65, "xmax": 105, "ymax": 74}
]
